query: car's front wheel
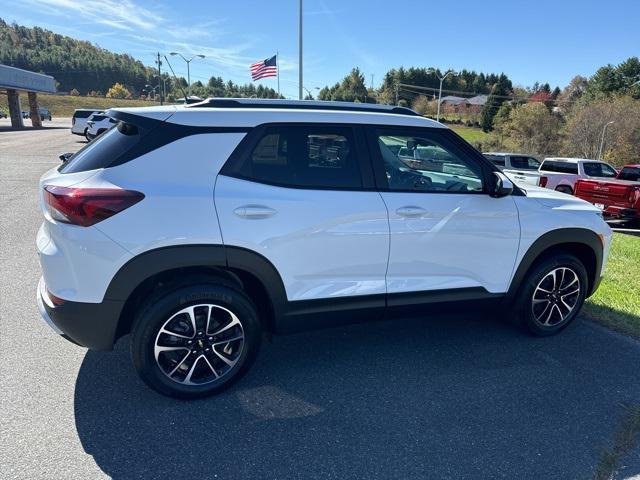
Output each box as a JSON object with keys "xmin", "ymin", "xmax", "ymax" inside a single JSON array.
[
  {"xmin": 513, "ymin": 254, "xmax": 588, "ymax": 336},
  {"xmin": 131, "ymin": 283, "xmax": 262, "ymax": 398}
]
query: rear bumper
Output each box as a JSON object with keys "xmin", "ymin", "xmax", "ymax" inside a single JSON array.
[
  {"xmin": 37, "ymin": 277, "xmax": 122, "ymax": 351},
  {"xmin": 603, "ymin": 206, "xmax": 640, "ymax": 221}
]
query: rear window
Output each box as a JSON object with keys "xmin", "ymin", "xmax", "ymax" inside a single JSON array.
[
  {"xmin": 510, "ymin": 156, "xmax": 540, "ymax": 170},
  {"xmin": 540, "ymin": 161, "xmax": 578, "ymax": 174},
  {"xmin": 60, "ymin": 123, "xmax": 141, "ymax": 173},
  {"xmin": 618, "ymin": 167, "xmax": 640, "ymax": 181},
  {"xmin": 73, "ymin": 110, "xmax": 100, "ymax": 119},
  {"xmin": 484, "ymin": 155, "xmax": 506, "ymax": 166},
  {"xmin": 583, "ymin": 162, "xmax": 617, "ymax": 178}
]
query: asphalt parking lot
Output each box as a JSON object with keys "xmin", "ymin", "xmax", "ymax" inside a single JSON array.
[{"xmin": 1, "ymin": 119, "xmax": 639, "ymax": 479}]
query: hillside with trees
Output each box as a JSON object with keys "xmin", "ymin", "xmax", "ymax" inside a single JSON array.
[{"xmin": 0, "ymin": 18, "xmax": 152, "ymax": 95}]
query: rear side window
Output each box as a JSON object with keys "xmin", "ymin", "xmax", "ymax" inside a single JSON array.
[
  {"xmin": 60, "ymin": 123, "xmax": 141, "ymax": 173},
  {"xmin": 484, "ymin": 155, "xmax": 506, "ymax": 166},
  {"xmin": 540, "ymin": 161, "xmax": 578, "ymax": 174},
  {"xmin": 90, "ymin": 115, "xmax": 107, "ymax": 121},
  {"xmin": 510, "ymin": 156, "xmax": 540, "ymax": 170},
  {"xmin": 73, "ymin": 110, "xmax": 99, "ymax": 119},
  {"xmin": 618, "ymin": 167, "xmax": 640, "ymax": 181},
  {"xmin": 583, "ymin": 162, "xmax": 617, "ymax": 178},
  {"xmin": 237, "ymin": 125, "xmax": 362, "ymax": 189}
]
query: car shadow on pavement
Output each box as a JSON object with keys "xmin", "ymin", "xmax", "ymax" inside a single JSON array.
[{"xmin": 74, "ymin": 313, "xmax": 640, "ymax": 479}]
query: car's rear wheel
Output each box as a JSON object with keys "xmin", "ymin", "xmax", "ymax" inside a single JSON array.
[
  {"xmin": 131, "ymin": 283, "xmax": 262, "ymax": 399},
  {"xmin": 512, "ymin": 254, "xmax": 588, "ymax": 336},
  {"xmin": 555, "ymin": 185, "xmax": 573, "ymax": 195}
]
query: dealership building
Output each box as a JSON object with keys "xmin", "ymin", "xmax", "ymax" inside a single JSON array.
[{"xmin": 0, "ymin": 64, "xmax": 56, "ymax": 128}]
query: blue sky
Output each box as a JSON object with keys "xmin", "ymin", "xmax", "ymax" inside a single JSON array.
[{"xmin": 2, "ymin": 0, "xmax": 639, "ymax": 98}]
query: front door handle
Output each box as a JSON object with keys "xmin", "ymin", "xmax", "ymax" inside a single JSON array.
[
  {"xmin": 396, "ymin": 206, "xmax": 427, "ymax": 217},
  {"xmin": 234, "ymin": 205, "xmax": 277, "ymax": 219}
]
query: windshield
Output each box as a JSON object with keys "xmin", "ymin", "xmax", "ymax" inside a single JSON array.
[{"xmin": 618, "ymin": 167, "xmax": 640, "ymax": 181}]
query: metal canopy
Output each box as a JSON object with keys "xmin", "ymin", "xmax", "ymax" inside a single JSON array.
[{"xmin": 0, "ymin": 64, "xmax": 55, "ymax": 93}]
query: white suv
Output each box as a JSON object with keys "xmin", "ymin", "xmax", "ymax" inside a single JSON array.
[{"xmin": 37, "ymin": 99, "xmax": 612, "ymax": 398}]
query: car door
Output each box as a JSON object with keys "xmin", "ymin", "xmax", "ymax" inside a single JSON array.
[
  {"xmin": 366, "ymin": 126, "xmax": 521, "ymax": 300},
  {"xmin": 215, "ymin": 123, "xmax": 390, "ymax": 303}
]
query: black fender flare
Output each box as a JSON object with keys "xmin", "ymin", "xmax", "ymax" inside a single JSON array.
[
  {"xmin": 104, "ymin": 244, "xmax": 289, "ymax": 317},
  {"xmin": 506, "ymin": 228, "xmax": 603, "ymax": 301}
]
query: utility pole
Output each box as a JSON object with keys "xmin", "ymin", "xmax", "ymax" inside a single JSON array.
[
  {"xmin": 395, "ymin": 81, "xmax": 399, "ymax": 105},
  {"xmin": 156, "ymin": 52, "xmax": 163, "ymax": 105},
  {"xmin": 298, "ymin": 0, "xmax": 303, "ymax": 100}
]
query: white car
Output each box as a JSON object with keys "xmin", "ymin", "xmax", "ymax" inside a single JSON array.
[
  {"xmin": 37, "ymin": 99, "xmax": 611, "ymax": 398},
  {"xmin": 71, "ymin": 109, "xmax": 103, "ymax": 136},
  {"xmin": 539, "ymin": 157, "xmax": 618, "ymax": 194},
  {"xmin": 483, "ymin": 152, "xmax": 546, "ymax": 187},
  {"xmin": 85, "ymin": 113, "xmax": 117, "ymax": 140}
]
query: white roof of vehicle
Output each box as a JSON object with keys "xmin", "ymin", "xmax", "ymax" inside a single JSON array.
[
  {"xmin": 483, "ymin": 152, "xmax": 533, "ymax": 156},
  {"xmin": 109, "ymin": 99, "xmax": 446, "ymax": 129},
  {"xmin": 542, "ymin": 157, "xmax": 603, "ymax": 163}
]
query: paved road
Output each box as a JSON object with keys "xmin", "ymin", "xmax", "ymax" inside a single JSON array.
[{"xmin": 1, "ymin": 122, "xmax": 639, "ymax": 479}]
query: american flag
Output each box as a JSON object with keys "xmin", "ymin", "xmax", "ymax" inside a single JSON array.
[{"xmin": 250, "ymin": 55, "xmax": 278, "ymax": 81}]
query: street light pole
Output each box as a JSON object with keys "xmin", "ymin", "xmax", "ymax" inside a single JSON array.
[
  {"xmin": 428, "ymin": 69, "xmax": 457, "ymax": 122},
  {"xmin": 598, "ymin": 121, "xmax": 614, "ymax": 160},
  {"xmin": 298, "ymin": 0, "xmax": 303, "ymax": 100},
  {"xmin": 170, "ymin": 52, "xmax": 205, "ymax": 97}
]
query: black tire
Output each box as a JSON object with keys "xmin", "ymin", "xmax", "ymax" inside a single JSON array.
[
  {"xmin": 131, "ymin": 283, "xmax": 262, "ymax": 399},
  {"xmin": 511, "ymin": 253, "xmax": 588, "ymax": 336},
  {"xmin": 84, "ymin": 128, "xmax": 90, "ymax": 141},
  {"xmin": 555, "ymin": 185, "xmax": 573, "ymax": 195}
]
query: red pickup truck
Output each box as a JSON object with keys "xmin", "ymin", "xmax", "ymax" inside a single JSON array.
[{"xmin": 574, "ymin": 164, "xmax": 640, "ymax": 224}]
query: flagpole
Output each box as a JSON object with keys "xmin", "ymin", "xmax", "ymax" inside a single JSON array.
[
  {"xmin": 276, "ymin": 51, "xmax": 280, "ymax": 97},
  {"xmin": 298, "ymin": 0, "xmax": 303, "ymax": 100}
]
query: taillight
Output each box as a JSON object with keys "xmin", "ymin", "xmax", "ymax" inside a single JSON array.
[
  {"xmin": 630, "ymin": 187, "xmax": 640, "ymax": 204},
  {"xmin": 539, "ymin": 176, "xmax": 548, "ymax": 188},
  {"xmin": 72, "ymin": 117, "xmax": 76, "ymax": 126},
  {"xmin": 44, "ymin": 185, "xmax": 144, "ymax": 227}
]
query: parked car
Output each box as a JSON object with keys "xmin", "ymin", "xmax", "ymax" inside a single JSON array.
[
  {"xmin": 85, "ymin": 113, "xmax": 117, "ymax": 140},
  {"xmin": 71, "ymin": 109, "xmax": 103, "ymax": 137},
  {"xmin": 37, "ymin": 99, "xmax": 611, "ymax": 399},
  {"xmin": 0, "ymin": 109, "xmax": 7, "ymax": 119},
  {"xmin": 483, "ymin": 152, "xmax": 546, "ymax": 187},
  {"xmin": 574, "ymin": 164, "xmax": 640, "ymax": 225},
  {"xmin": 21, "ymin": 108, "xmax": 52, "ymax": 121},
  {"xmin": 538, "ymin": 157, "xmax": 618, "ymax": 194}
]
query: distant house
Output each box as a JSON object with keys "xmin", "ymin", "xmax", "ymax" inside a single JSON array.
[
  {"xmin": 528, "ymin": 91, "xmax": 552, "ymax": 103},
  {"xmin": 440, "ymin": 94, "xmax": 487, "ymax": 114}
]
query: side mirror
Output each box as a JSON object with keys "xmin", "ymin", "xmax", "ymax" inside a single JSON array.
[
  {"xmin": 491, "ymin": 172, "xmax": 513, "ymax": 198},
  {"xmin": 59, "ymin": 152, "xmax": 73, "ymax": 163}
]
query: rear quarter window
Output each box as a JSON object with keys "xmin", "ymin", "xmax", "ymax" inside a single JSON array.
[
  {"xmin": 60, "ymin": 123, "xmax": 142, "ymax": 173},
  {"xmin": 540, "ymin": 161, "xmax": 578, "ymax": 174}
]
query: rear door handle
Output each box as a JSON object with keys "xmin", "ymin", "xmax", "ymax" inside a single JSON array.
[
  {"xmin": 234, "ymin": 205, "xmax": 277, "ymax": 218},
  {"xmin": 396, "ymin": 206, "xmax": 427, "ymax": 217}
]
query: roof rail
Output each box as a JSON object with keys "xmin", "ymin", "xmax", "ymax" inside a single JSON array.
[{"xmin": 185, "ymin": 98, "xmax": 420, "ymax": 116}]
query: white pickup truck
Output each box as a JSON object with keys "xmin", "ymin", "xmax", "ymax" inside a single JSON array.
[
  {"xmin": 483, "ymin": 152, "xmax": 546, "ymax": 186},
  {"xmin": 538, "ymin": 157, "xmax": 618, "ymax": 194}
]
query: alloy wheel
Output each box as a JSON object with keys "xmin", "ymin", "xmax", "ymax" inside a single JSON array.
[
  {"xmin": 154, "ymin": 304, "xmax": 245, "ymax": 385},
  {"xmin": 531, "ymin": 267, "xmax": 581, "ymax": 327}
]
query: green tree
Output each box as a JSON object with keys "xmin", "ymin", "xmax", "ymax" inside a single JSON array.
[
  {"xmin": 497, "ymin": 103, "xmax": 561, "ymax": 156},
  {"xmin": 480, "ymin": 83, "xmax": 507, "ymax": 132}
]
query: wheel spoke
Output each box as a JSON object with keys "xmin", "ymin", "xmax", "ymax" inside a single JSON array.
[
  {"xmin": 184, "ymin": 355, "xmax": 201, "ymax": 384},
  {"xmin": 168, "ymin": 351, "xmax": 192, "ymax": 377},
  {"xmin": 201, "ymin": 354, "xmax": 220, "ymax": 379},
  {"xmin": 155, "ymin": 345, "xmax": 188, "ymax": 354},
  {"xmin": 210, "ymin": 314, "xmax": 241, "ymax": 337},
  {"xmin": 212, "ymin": 334, "xmax": 244, "ymax": 346},
  {"xmin": 212, "ymin": 346, "xmax": 237, "ymax": 367},
  {"xmin": 159, "ymin": 327, "xmax": 192, "ymax": 340},
  {"xmin": 561, "ymin": 288, "xmax": 580, "ymax": 298},
  {"xmin": 560, "ymin": 276, "xmax": 578, "ymax": 293}
]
